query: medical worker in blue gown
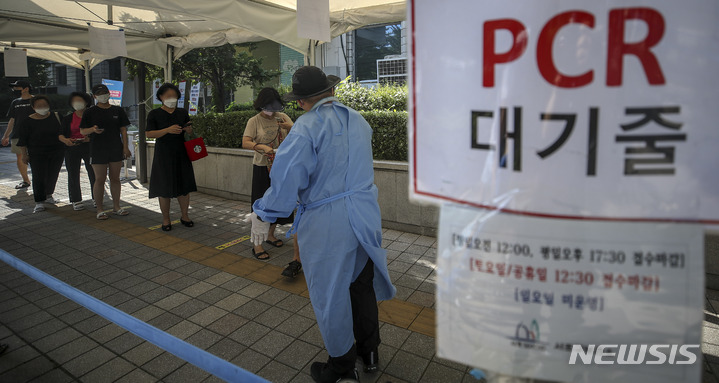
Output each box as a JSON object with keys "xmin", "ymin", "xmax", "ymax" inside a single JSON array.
[{"xmin": 251, "ymin": 66, "xmax": 396, "ymax": 382}]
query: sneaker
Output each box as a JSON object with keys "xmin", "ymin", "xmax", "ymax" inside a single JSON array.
[
  {"xmin": 359, "ymin": 349, "xmax": 379, "ymax": 373},
  {"xmin": 72, "ymin": 202, "xmax": 85, "ymax": 211},
  {"xmin": 45, "ymin": 195, "xmax": 56, "ymax": 204},
  {"xmin": 33, "ymin": 203, "xmax": 45, "ymax": 213},
  {"xmin": 310, "ymin": 362, "xmax": 359, "ymax": 383},
  {"xmin": 281, "ymin": 260, "xmax": 302, "ymax": 277},
  {"xmin": 14, "ymin": 181, "xmax": 30, "ymax": 189}
]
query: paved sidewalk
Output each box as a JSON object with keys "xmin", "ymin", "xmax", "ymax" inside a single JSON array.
[
  {"xmin": 1, "ymin": 146, "xmax": 719, "ymax": 382},
  {"xmin": 0, "ymin": 148, "xmax": 460, "ymax": 383}
]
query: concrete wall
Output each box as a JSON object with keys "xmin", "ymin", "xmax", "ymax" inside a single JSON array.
[{"xmin": 144, "ymin": 143, "xmax": 438, "ymax": 236}]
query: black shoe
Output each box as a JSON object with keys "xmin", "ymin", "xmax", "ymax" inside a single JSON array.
[
  {"xmin": 180, "ymin": 218, "xmax": 194, "ymax": 227},
  {"xmin": 0, "ymin": 343, "xmax": 7, "ymax": 355},
  {"xmin": 359, "ymin": 350, "xmax": 379, "ymax": 373},
  {"xmin": 310, "ymin": 362, "xmax": 359, "ymax": 383},
  {"xmin": 161, "ymin": 224, "xmax": 172, "ymax": 231},
  {"xmin": 281, "ymin": 260, "xmax": 302, "ymax": 277}
]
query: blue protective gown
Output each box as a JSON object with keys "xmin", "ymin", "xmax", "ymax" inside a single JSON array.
[{"xmin": 253, "ymin": 97, "xmax": 396, "ymax": 356}]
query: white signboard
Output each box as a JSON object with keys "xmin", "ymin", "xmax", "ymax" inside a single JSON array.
[
  {"xmin": 437, "ymin": 204, "xmax": 704, "ymax": 383},
  {"xmin": 409, "ymin": 0, "xmax": 719, "ymax": 225},
  {"xmin": 178, "ymin": 81, "xmax": 187, "ymax": 109},
  {"xmin": 188, "ymin": 82, "xmax": 201, "ymax": 115},
  {"xmin": 152, "ymin": 79, "xmax": 162, "ymax": 108},
  {"xmin": 88, "ymin": 26, "xmax": 128, "ymax": 58},
  {"xmin": 4, "ymin": 48, "xmax": 28, "ymax": 77},
  {"xmin": 297, "ymin": 0, "xmax": 331, "ymax": 42}
]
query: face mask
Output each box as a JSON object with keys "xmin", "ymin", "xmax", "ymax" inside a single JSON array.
[
  {"xmin": 262, "ymin": 110, "xmax": 274, "ymax": 117},
  {"xmin": 163, "ymin": 98, "xmax": 178, "ymax": 108},
  {"xmin": 12, "ymin": 89, "xmax": 22, "ymax": 97},
  {"xmin": 72, "ymin": 102, "xmax": 86, "ymax": 111},
  {"xmin": 96, "ymin": 94, "xmax": 110, "ymax": 103},
  {"xmin": 34, "ymin": 108, "xmax": 50, "ymax": 116}
]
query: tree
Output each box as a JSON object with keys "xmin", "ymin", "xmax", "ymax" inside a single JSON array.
[{"xmin": 126, "ymin": 43, "xmax": 280, "ymax": 112}]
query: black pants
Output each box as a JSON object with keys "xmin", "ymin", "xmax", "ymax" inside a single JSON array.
[
  {"xmin": 65, "ymin": 144, "xmax": 95, "ymax": 202},
  {"xmin": 329, "ymin": 258, "xmax": 381, "ymax": 373},
  {"xmin": 29, "ymin": 149, "xmax": 64, "ymax": 203}
]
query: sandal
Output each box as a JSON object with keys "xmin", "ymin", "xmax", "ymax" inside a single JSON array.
[
  {"xmin": 180, "ymin": 218, "xmax": 194, "ymax": 227},
  {"xmin": 15, "ymin": 181, "xmax": 30, "ymax": 189},
  {"xmin": 252, "ymin": 248, "xmax": 270, "ymax": 261},
  {"xmin": 112, "ymin": 208, "xmax": 129, "ymax": 216},
  {"xmin": 265, "ymin": 239, "xmax": 284, "ymax": 248},
  {"xmin": 96, "ymin": 211, "xmax": 109, "ymax": 220}
]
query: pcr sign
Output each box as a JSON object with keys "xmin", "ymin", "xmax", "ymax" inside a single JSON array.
[{"xmin": 409, "ymin": 0, "xmax": 719, "ymax": 224}]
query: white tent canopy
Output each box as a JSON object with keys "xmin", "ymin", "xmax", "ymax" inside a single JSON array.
[{"xmin": 0, "ymin": 0, "xmax": 406, "ymax": 70}]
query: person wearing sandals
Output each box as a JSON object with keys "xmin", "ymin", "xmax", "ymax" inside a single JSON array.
[
  {"xmin": 250, "ymin": 67, "xmax": 396, "ymax": 382},
  {"xmin": 145, "ymin": 83, "xmax": 197, "ymax": 231},
  {"xmin": 79, "ymin": 84, "xmax": 132, "ymax": 220},
  {"xmin": 2, "ymin": 80, "xmax": 34, "ymax": 190},
  {"xmin": 15, "ymin": 95, "xmax": 65, "ymax": 213},
  {"xmin": 59, "ymin": 92, "xmax": 95, "ymax": 211},
  {"xmin": 242, "ymin": 87, "xmax": 299, "ymax": 266}
]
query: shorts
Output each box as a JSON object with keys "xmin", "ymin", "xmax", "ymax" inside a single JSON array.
[
  {"xmin": 91, "ymin": 146, "xmax": 124, "ymax": 165},
  {"xmin": 10, "ymin": 138, "xmax": 21, "ymax": 154}
]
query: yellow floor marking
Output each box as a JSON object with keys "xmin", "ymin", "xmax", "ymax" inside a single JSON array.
[{"xmin": 215, "ymin": 235, "xmax": 250, "ymax": 250}]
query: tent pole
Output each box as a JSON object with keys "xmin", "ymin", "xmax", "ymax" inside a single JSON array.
[
  {"xmin": 307, "ymin": 40, "xmax": 316, "ymax": 66},
  {"xmin": 84, "ymin": 60, "xmax": 92, "ymax": 94},
  {"xmin": 165, "ymin": 46, "xmax": 173, "ymax": 82},
  {"xmin": 107, "ymin": 5, "xmax": 113, "ymax": 25},
  {"xmin": 137, "ymin": 62, "xmax": 148, "ymax": 183}
]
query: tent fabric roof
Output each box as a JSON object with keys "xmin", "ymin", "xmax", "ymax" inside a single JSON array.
[{"xmin": 0, "ymin": 0, "xmax": 406, "ymax": 68}]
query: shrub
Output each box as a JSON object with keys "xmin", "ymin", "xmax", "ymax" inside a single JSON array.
[
  {"xmin": 334, "ymin": 81, "xmax": 407, "ymax": 112},
  {"xmin": 191, "ymin": 108, "xmax": 407, "ymax": 161}
]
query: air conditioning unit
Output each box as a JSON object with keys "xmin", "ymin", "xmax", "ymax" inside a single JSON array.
[
  {"xmin": 322, "ymin": 66, "xmax": 341, "ymax": 77},
  {"xmin": 376, "ymin": 57, "xmax": 407, "ymax": 85}
]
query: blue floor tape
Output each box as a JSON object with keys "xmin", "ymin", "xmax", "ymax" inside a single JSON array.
[{"xmin": 0, "ymin": 249, "xmax": 269, "ymax": 383}]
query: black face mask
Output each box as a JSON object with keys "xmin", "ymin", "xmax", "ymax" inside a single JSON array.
[{"xmin": 12, "ymin": 89, "xmax": 22, "ymax": 97}]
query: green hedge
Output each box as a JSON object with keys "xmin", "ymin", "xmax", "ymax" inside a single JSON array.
[{"xmin": 191, "ymin": 108, "xmax": 407, "ymax": 161}]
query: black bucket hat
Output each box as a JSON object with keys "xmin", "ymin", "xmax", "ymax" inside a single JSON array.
[{"xmin": 283, "ymin": 66, "xmax": 341, "ymax": 101}]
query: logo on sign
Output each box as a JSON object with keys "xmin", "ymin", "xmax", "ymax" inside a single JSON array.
[
  {"xmin": 568, "ymin": 344, "xmax": 699, "ymax": 365},
  {"xmin": 507, "ymin": 319, "xmax": 547, "ymax": 350}
]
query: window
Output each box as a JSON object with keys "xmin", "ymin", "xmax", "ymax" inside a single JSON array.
[
  {"xmin": 56, "ymin": 66, "xmax": 67, "ymax": 86},
  {"xmin": 108, "ymin": 58, "xmax": 122, "ymax": 81},
  {"xmin": 354, "ymin": 24, "xmax": 402, "ymax": 81}
]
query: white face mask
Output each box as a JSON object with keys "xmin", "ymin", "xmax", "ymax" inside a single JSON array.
[
  {"xmin": 72, "ymin": 102, "xmax": 86, "ymax": 111},
  {"xmin": 96, "ymin": 94, "xmax": 110, "ymax": 104},
  {"xmin": 34, "ymin": 108, "xmax": 50, "ymax": 116},
  {"xmin": 163, "ymin": 98, "xmax": 178, "ymax": 108},
  {"xmin": 262, "ymin": 110, "xmax": 274, "ymax": 117}
]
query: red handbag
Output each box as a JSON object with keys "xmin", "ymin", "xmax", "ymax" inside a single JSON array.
[{"xmin": 184, "ymin": 137, "xmax": 208, "ymax": 161}]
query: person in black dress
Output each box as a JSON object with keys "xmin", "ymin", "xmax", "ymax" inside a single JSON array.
[
  {"xmin": 15, "ymin": 95, "xmax": 65, "ymax": 213},
  {"xmin": 146, "ymin": 83, "xmax": 197, "ymax": 231},
  {"xmin": 79, "ymin": 84, "xmax": 132, "ymax": 220},
  {"xmin": 59, "ymin": 92, "xmax": 95, "ymax": 211}
]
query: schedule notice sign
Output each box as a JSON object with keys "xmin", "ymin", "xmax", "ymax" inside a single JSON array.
[{"xmin": 408, "ymin": 0, "xmax": 719, "ymax": 225}]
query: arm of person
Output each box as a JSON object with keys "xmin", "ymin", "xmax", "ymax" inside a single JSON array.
[
  {"xmin": 1, "ymin": 118, "xmax": 14, "ymax": 146},
  {"xmin": 242, "ymin": 118, "xmax": 273, "ymax": 153},
  {"xmin": 121, "ymin": 126, "xmax": 131, "ymax": 158},
  {"xmin": 16, "ymin": 121, "xmax": 30, "ymax": 164},
  {"xmin": 79, "ymin": 112, "xmax": 98, "ymax": 136},
  {"xmin": 59, "ymin": 115, "xmax": 75, "ymax": 146},
  {"xmin": 252, "ymin": 133, "xmax": 317, "ymax": 223}
]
